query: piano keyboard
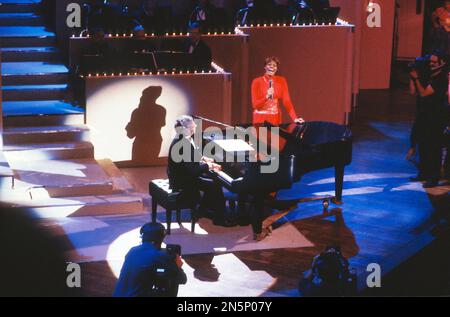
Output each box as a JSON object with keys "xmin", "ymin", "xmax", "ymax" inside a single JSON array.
[{"xmin": 215, "ymin": 170, "xmax": 234, "ymax": 186}]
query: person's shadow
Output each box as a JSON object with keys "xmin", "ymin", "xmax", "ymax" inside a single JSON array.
[
  {"xmin": 184, "ymin": 254, "xmax": 221, "ymax": 282},
  {"xmin": 125, "ymin": 86, "xmax": 166, "ymax": 166}
]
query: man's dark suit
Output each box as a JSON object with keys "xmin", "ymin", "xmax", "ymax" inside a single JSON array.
[
  {"xmin": 412, "ymin": 71, "xmax": 448, "ymax": 182},
  {"xmin": 185, "ymin": 39, "xmax": 212, "ymax": 70},
  {"xmin": 167, "ymin": 135, "xmax": 227, "ymax": 224},
  {"xmin": 167, "ymin": 135, "xmax": 208, "ymax": 202}
]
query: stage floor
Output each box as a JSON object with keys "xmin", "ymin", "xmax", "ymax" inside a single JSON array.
[{"xmin": 38, "ymin": 88, "xmax": 450, "ymax": 297}]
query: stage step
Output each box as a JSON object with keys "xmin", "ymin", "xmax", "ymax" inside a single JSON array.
[
  {"xmin": 0, "ymin": 151, "xmax": 15, "ymax": 190},
  {"xmin": 0, "ymin": 176, "xmax": 14, "ymax": 191},
  {"xmin": 4, "ymin": 157, "xmax": 116, "ymax": 198},
  {"xmin": 2, "ymin": 61, "xmax": 68, "ymax": 84},
  {"xmin": 29, "ymin": 182, "xmax": 115, "ymax": 199},
  {"xmin": 3, "ymin": 141, "xmax": 94, "ymax": 161},
  {"xmin": 2, "ymin": 101, "xmax": 84, "ymax": 124},
  {"xmin": 1, "ymin": 46, "xmax": 59, "ymax": 62},
  {"xmin": 2, "ymin": 61, "xmax": 68, "ymax": 75},
  {"xmin": 2, "ymin": 84, "xmax": 68, "ymax": 101},
  {"xmin": 2, "ymin": 72, "xmax": 68, "ymax": 85},
  {"xmin": 6, "ymin": 194, "xmax": 144, "ymax": 218},
  {"xmin": 0, "ymin": 0, "xmax": 41, "ymax": 13},
  {"xmin": 0, "ymin": 35, "xmax": 55, "ymax": 47},
  {"xmin": 0, "ymin": 179, "xmax": 29, "ymax": 201},
  {"xmin": 98, "ymin": 159, "xmax": 135, "ymax": 193},
  {"xmin": 0, "ymin": 12, "xmax": 43, "ymax": 25},
  {"xmin": 4, "ymin": 113, "xmax": 85, "ymax": 127},
  {"xmin": 0, "ymin": 155, "xmax": 144, "ymax": 217},
  {"xmin": 3, "ymin": 124, "xmax": 89, "ymax": 144},
  {"xmin": 0, "ymin": 26, "xmax": 54, "ymax": 37},
  {"xmin": 2, "ymin": 61, "xmax": 68, "ymax": 85}
]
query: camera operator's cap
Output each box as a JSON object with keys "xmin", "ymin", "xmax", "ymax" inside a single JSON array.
[{"xmin": 140, "ymin": 222, "xmax": 166, "ymax": 242}]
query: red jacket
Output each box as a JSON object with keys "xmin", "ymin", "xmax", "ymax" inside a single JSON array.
[{"xmin": 251, "ymin": 75, "xmax": 298, "ymax": 125}]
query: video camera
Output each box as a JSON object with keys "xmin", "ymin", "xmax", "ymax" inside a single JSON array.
[
  {"xmin": 150, "ymin": 244, "xmax": 183, "ymax": 297},
  {"xmin": 408, "ymin": 55, "xmax": 432, "ymax": 82},
  {"xmin": 153, "ymin": 244, "xmax": 181, "ymax": 279},
  {"xmin": 408, "ymin": 51, "xmax": 448, "ymax": 83},
  {"xmin": 164, "ymin": 244, "xmax": 182, "ymax": 256},
  {"xmin": 298, "ymin": 246, "xmax": 357, "ymax": 296}
]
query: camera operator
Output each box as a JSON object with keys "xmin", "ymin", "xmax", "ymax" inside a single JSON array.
[
  {"xmin": 407, "ymin": 51, "xmax": 449, "ymax": 188},
  {"xmin": 113, "ymin": 222, "xmax": 187, "ymax": 297},
  {"xmin": 298, "ymin": 246, "xmax": 356, "ymax": 297}
]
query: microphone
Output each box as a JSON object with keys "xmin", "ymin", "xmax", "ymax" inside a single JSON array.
[{"xmin": 268, "ymin": 78, "xmax": 273, "ymax": 100}]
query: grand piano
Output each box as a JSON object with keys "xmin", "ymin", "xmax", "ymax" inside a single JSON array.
[{"xmin": 197, "ymin": 117, "xmax": 353, "ymax": 211}]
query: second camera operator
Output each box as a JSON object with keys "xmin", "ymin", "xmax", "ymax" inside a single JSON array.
[
  {"xmin": 408, "ymin": 51, "xmax": 449, "ymax": 188},
  {"xmin": 113, "ymin": 222, "xmax": 187, "ymax": 297}
]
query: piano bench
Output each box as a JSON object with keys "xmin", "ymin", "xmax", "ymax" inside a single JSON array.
[{"xmin": 149, "ymin": 179, "xmax": 198, "ymax": 235}]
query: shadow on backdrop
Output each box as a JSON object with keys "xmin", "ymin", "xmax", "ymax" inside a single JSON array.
[{"xmin": 125, "ymin": 86, "xmax": 167, "ymax": 166}]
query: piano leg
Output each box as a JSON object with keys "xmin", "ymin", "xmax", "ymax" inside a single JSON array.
[
  {"xmin": 334, "ymin": 165, "xmax": 344, "ymax": 205},
  {"xmin": 166, "ymin": 209, "xmax": 172, "ymax": 235},
  {"xmin": 237, "ymin": 194, "xmax": 251, "ymax": 226},
  {"xmin": 191, "ymin": 205, "xmax": 197, "ymax": 233},
  {"xmin": 176, "ymin": 209, "xmax": 182, "ymax": 226},
  {"xmin": 151, "ymin": 198, "xmax": 158, "ymax": 223},
  {"xmin": 250, "ymin": 194, "xmax": 265, "ymax": 235}
]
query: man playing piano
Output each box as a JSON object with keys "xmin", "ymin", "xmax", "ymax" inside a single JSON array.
[
  {"xmin": 167, "ymin": 115, "xmax": 235, "ymax": 227},
  {"xmin": 251, "ymin": 56, "xmax": 305, "ymax": 126}
]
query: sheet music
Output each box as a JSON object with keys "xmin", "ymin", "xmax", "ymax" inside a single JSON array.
[{"xmin": 212, "ymin": 139, "xmax": 255, "ymax": 152}]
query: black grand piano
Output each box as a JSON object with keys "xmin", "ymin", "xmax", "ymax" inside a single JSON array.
[
  {"xmin": 271, "ymin": 120, "xmax": 353, "ymax": 204},
  {"xmin": 197, "ymin": 117, "xmax": 353, "ymax": 213}
]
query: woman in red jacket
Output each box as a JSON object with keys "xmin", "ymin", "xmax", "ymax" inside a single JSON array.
[
  {"xmin": 251, "ymin": 56, "xmax": 304, "ymax": 125},
  {"xmin": 250, "ymin": 57, "xmax": 304, "ymax": 241}
]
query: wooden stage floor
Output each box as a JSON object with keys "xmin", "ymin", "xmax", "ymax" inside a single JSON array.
[{"xmin": 40, "ymin": 88, "xmax": 450, "ymax": 297}]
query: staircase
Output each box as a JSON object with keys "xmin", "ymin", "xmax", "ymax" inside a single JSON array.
[
  {"xmin": 1, "ymin": 1, "xmax": 73, "ymax": 116},
  {"xmin": 0, "ymin": 0, "xmax": 144, "ymax": 218}
]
